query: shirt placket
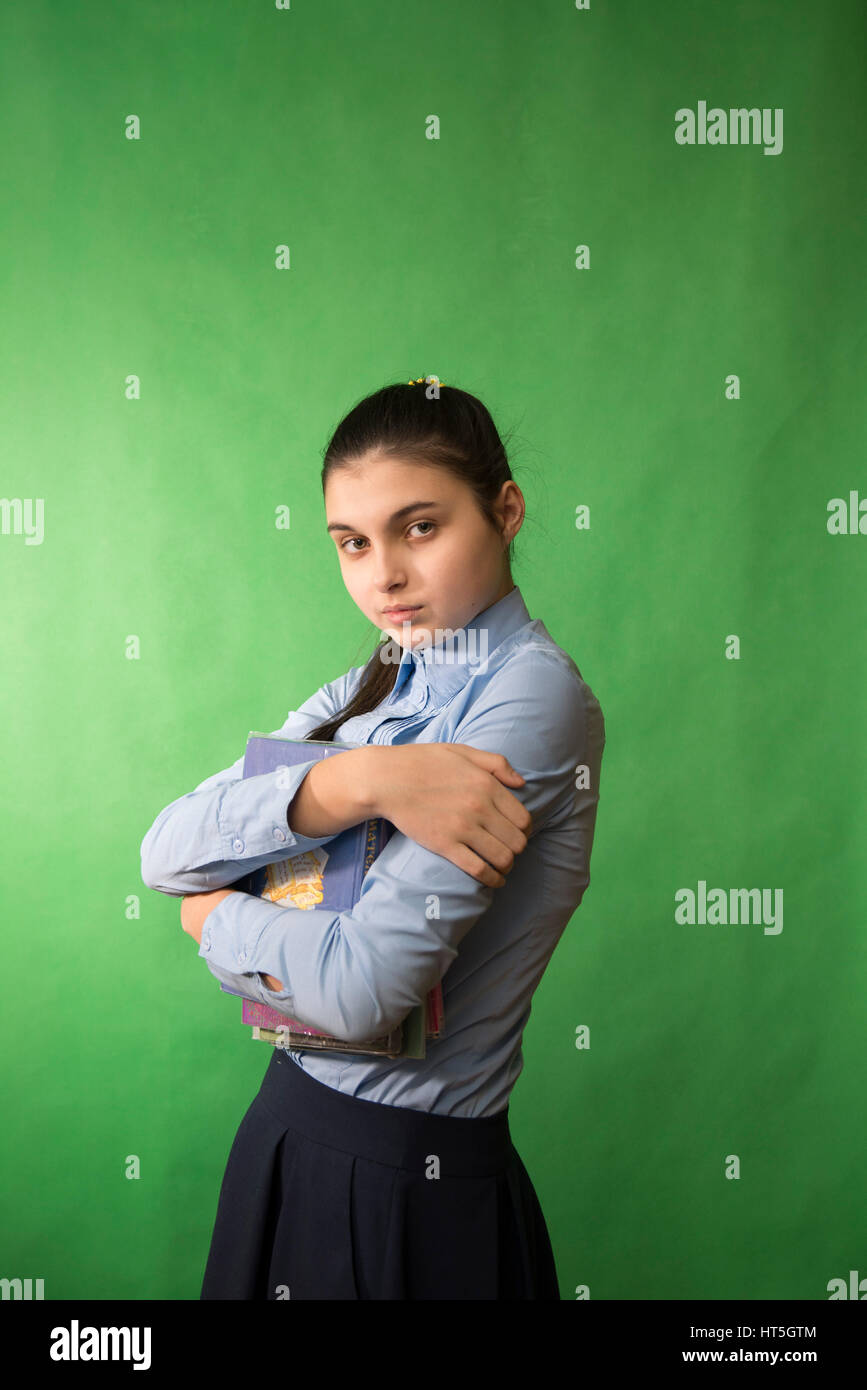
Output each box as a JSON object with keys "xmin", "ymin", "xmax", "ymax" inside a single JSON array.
[{"xmin": 370, "ymin": 660, "xmax": 431, "ymax": 743}]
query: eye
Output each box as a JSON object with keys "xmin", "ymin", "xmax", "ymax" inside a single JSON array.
[{"xmin": 339, "ymin": 520, "xmax": 436, "ymax": 554}]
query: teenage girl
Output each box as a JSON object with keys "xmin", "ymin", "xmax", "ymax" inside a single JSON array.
[{"xmin": 140, "ymin": 380, "xmax": 605, "ymax": 1300}]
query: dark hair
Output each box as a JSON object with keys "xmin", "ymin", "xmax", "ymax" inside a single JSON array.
[{"xmin": 304, "ymin": 380, "xmax": 519, "ymax": 742}]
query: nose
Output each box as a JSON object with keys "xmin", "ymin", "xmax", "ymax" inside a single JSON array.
[{"xmin": 372, "ymin": 541, "xmax": 409, "ymax": 593}]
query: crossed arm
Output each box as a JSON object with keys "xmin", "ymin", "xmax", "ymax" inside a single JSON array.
[{"xmin": 150, "ymin": 653, "xmax": 588, "ymax": 1042}]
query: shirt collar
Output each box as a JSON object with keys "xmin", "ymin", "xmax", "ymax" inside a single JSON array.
[{"xmin": 385, "ymin": 584, "xmax": 531, "ymax": 705}]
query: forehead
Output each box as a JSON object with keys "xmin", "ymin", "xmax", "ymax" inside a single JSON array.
[{"xmin": 324, "ymin": 458, "xmax": 457, "ymax": 514}]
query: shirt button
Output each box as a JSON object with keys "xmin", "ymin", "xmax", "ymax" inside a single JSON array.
[
  {"xmin": 238, "ymin": 951, "xmax": 247, "ymax": 963},
  {"xmin": 233, "ymin": 838, "xmax": 244, "ymax": 852},
  {"xmin": 273, "ymin": 827, "xmax": 286, "ymax": 841}
]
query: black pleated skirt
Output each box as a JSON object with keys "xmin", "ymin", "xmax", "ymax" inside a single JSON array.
[{"xmin": 200, "ymin": 1047, "xmax": 560, "ymax": 1300}]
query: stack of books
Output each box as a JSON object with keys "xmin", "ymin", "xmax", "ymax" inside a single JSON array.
[{"xmin": 218, "ymin": 732, "xmax": 444, "ymax": 1059}]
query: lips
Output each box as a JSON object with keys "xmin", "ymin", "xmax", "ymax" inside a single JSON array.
[{"xmin": 384, "ymin": 605, "xmax": 422, "ymax": 615}]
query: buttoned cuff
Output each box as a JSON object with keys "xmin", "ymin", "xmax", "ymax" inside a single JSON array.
[
  {"xmin": 198, "ymin": 890, "xmax": 294, "ymax": 1002},
  {"xmin": 218, "ymin": 758, "xmax": 339, "ymax": 863}
]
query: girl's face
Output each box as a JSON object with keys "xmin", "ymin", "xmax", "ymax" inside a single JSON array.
[{"xmin": 325, "ymin": 454, "xmax": 523, "ymax": 650}]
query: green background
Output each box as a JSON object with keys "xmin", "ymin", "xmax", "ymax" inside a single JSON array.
[{"xmin": 1, "ymin": 0, "xmax": 864, "ymax": 1300}]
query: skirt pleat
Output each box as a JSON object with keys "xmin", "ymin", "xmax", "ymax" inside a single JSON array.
[{"xmin": 200, "ymin": 1048, "xmax": 560, "ymax": 1301}]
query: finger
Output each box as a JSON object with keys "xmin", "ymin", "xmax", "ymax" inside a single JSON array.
[
  {"xmin": 453, "ymin": 744, "xmax": 525, "ymax": 783},
  {"xmin": 491, "ymin": 784, "xmax": 533, "ymax": 837},
  {"xmin": 458, "ymin": 824, "xmax": 522, "ymax": 877},
  {"xmin": 448, "ymin": 843, "xmax": 507, "ymax": 889},
  {"xmin": 483, "ymin": 815, "xmax": 530, "ymax": 860}
]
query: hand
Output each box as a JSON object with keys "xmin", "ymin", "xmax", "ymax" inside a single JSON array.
[
  {"xmin": 369, "ymin": 742, "xmax": 532, "ymax": 888},
  {"xmin": 180, "ymin": 888, "xmax": 237, "ymax": 945}
]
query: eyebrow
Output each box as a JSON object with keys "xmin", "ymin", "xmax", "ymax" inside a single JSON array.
[{"xmin": 326, "ymin": 500, "xmax": 444, "ymax": 535}]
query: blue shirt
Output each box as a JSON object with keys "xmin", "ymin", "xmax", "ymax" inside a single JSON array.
[{"xmin": 140, "ymin": 585, "xmax": 605, "ymax": 1117}]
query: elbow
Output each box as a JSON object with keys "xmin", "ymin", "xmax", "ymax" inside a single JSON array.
[
  {"xmin": 140, "ymin": 844, "xmax": 160, "ymax": 894},
  {"xmin": 330, "ymin": 953, "xmax": 437, "ymax": 1045},
  {"xmin": 140, "ymin": 824, "xmax": 162, "ymax": 892},
  {"xmin": 140, "ymin": 858, "xmax": 161, "ymax": 895},
  {"xmin": 140, "ymin": 835, "xmax": 182, "ymax": 898},
  {"xmin": 261, "ymin": 984, "xmax": 380, "ymax": 1046},
  {"xmin": 314, "ymin": 991, "xmax": 404, "ymax": 1048},
  {"xmin": 140, "ymin": 817, "xmax": 197, "ymax": 897},
  {"xmin": 269, "ymin": 927, "xmax": 427, "ymax": 1047},
  {"xmin": 339, "ymin": 985, "xmax": 417, "ymax": 1047},
  {"xmin": 324, "ymin": 1004, "xmax": 388, "ymax": 1048}
]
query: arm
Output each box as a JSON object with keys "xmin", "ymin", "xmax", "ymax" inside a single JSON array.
[
  {"xmin": 139, "ymin": 666, "xmax": 367, "ymax": 897},
  {"xmin": 282, "ymin": 743, "xmax": 378, "ymax": 838},
  {"xmin": 197, "ymin": 652, "xmax": 590, "ymax": 1041}
]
